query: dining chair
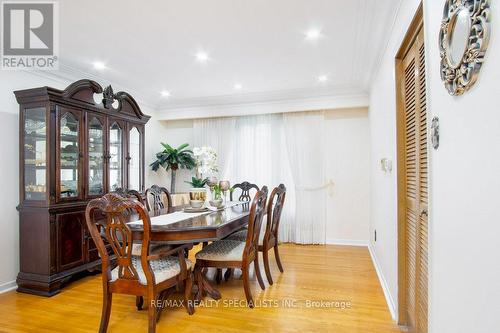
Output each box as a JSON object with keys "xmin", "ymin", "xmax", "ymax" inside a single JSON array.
[
  {"xmin": 194, "ymin": 187, "xmax": 268, "ymax": 307},
  {"xmin": 145, "ymin": 185, "xmax": 173, "ymax": 213},
  {"xmin": 230, "ymin": 181, "xmax": 260, "ymax": 202},
  {"xmin": 212, "ymin": 181, "xmax": 260, "ymax": 282},
  {"xmin": 225, "ymin": 184, "xmax": 286, "ymax": 284},
  {"xmin": 85, "ymin": 193, "xmax": 194, "ymax": 333},
  {"xmin": 113, "ymin": 188, "xmax": 167, "ymax": 258},
  {"xmin": 113, "ymin": 188, "xmax": 144, "ymax": 204}
]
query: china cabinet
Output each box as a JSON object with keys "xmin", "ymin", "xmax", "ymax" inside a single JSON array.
[{"xmin": 15, "ymin": 79, "xmax": 150, "ymax": 296}]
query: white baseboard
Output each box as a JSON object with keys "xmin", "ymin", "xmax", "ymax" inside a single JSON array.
[
  {"xmin": 326, "ymin": 239, "xmax": 368, "ymax": 247},
  {"xmin": 368, "ymin": 244, "xmax": 397, "ymax": 321},
  {"xmin": 0, "ymin": 280, "xmax": 17, "ymax": 294}
]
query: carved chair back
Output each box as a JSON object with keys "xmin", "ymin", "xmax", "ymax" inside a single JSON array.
[
  {"xmin": 243, "ymin": 186, "xmax": 268, "ymax": 260},
  {"xmin": 112, "ymin": 188, "xmax": 144, "ymax": 216},
  {"xmin": 230, "ymin": 181, "xmax": 260, "ymax": 202},
  {"xmin": 145, "ymin": 185, "xmax": 172, "ymax": 213},
  {"xmin": 85, "ymin": 193, "xmax": 155, "ymax": 285},
  {"xmin": 264, "ymin": 184, "xmax": 286, "ymax": 246},
  {"xmin": 125, "ymin": 189, "xmax": 144, "ymax": 203}
]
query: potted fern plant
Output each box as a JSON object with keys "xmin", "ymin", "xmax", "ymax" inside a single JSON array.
[
  {"xmin": 185, "ymin": 176, "xmax": 208, "ymax": 208},
  {"xmin": 150, "ymin": 143, "xmax": 196, "ymax": 193}
]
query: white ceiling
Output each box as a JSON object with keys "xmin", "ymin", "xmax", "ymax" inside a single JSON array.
[{"xmin": 53, "ymin": 0, "xmax": 401, "ymax": 113}]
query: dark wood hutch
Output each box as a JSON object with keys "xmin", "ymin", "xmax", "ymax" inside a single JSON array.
[{"xmin": 15, "ymin": 79, "xmax": 150, "ymax": 296}]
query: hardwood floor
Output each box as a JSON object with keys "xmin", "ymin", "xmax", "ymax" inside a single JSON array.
[{"xmin": 0, "ymin": 245, "xmax": 401, "ymax": 333}]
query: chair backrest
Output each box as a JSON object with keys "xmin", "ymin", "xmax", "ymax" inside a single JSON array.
[
  {"xmin": 85, "ymin": 193, "xmax": 155, "ymax": 285},
  {"xmin": 230, "ymin": 181, "xmax": 260, "ymax": 202},
  {"xmin": 126, "ymin": 189, "xmax": 144, "ymax": 204},
  {"xmin": 145, "ymin": 185, "xmax": 172, "ymax": 213},
  {"xmin": 112, "ymin": 188, "xmax": 144, "ymax": 215},
  {"xmin": 243, "ymin": 186, "xmax": 268, "ymax": 258},
  {"xmin": 264, "ymin": 184, "xmax": 286, "ymax": 244}
]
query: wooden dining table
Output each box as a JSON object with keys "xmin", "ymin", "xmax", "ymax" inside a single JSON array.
[{"xmin": 126, "ymin": 203, "xmax": 251, "ymax": 300}]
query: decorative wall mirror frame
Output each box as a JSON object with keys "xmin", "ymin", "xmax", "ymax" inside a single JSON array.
[{"xmin": 439, "ymin": 0, "xmax": 491, "ymax": 96}]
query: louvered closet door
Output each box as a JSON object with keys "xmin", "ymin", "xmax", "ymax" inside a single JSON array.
[{"xmin": 402, "ymin": 27, "xmax": 428, "ymax": 333}]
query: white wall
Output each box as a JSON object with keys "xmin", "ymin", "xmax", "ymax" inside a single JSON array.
[
  {"xmin": 425, "ymin": 1, "xmax": 500, "ymax": 332},
  {"xmin": 369, "ymin": 1, "xmax": 500, "ymax": 332},
  {"xmin": 325, "ymin": 108, "xmax": 370, "ymax": 244},
  {"xmin": 0, "ymin": 111, "xmax": 21, "ymax": 291}
]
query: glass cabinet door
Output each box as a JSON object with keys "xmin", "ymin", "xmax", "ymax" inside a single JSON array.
[
  {"xmin": 108, "ymin": 121, "xmax": 123, "ymax": 191},
  {"xmin": 59, "ymin": 110, "xmax": 81, "ymax": 199},
  {"xmin": 23, "ymin": 107, "xmax": 47, "ymax": 201},
  {"xmin": 87, "ymin": 116, "xmax": 105, "ymax": 196},
  {"xmin": 128, "ymin": 126, "xmax": 142, "ymax": 191}
]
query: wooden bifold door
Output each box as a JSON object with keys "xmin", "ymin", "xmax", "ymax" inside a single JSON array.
[{"xmin": 396, "ymin": 5, "xmax": 428, "ymax": 333}]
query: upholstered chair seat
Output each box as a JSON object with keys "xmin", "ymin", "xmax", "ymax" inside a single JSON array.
[
  {"xmin": 225, "ymin": 230, "xmax": 247, "ymax": 242},
  {"xmin": 130, "ymin": 243, "xmax": 172, "ymax": 256},
  {"xmin": 226, "ymin": 229, "xmax": 266, "ymax": 245},
  {"xmin": 195, "ymin": 240, "xmax": 246, "ymax": 261},
  {"xmin": 111, "ymin": 256, "xmax": 193, "ymax": 285}
]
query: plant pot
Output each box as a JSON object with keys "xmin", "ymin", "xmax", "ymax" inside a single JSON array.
[
  {"xmin": 189, "ymin": 188, "xmax": 207, "ymax": 202},
  {"xmin": 209, "ymin": 199, "xmax": 223, "ymax": 208},
  {"xmin": 190, "ymin": 200, "xmax": 204, "ymax": 209}
]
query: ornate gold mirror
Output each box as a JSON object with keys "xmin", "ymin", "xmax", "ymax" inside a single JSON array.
[{"xmin": 439, "ymin": 0, "xmax": 491, "ymax": 96}]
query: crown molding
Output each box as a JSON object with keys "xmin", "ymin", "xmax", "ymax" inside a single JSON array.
[
  {"xmin": 24, "ymin": 63, "xmax": 157, "ymax": 110},
  {"xmin": 156, "ymin": 83, "xmax": 364, "ymax": 108},
  {"xmin": 155, "ymin": 90, "xmax": 369, "ymax": 121},
  {"xmin": 352, "ymin": 0, "xmax": 371, "ymax": 88},
  {"xmin": 365, "ymin": 0, "xmax": 405, "ymax": 90}
]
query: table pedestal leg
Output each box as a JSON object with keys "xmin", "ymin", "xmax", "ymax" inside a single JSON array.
[{"xmin": 194, "ymin": 266, "xmax": 221, "ymax": 300}]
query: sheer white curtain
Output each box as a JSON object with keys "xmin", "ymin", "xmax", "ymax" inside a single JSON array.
[
  {"xmin": 226, "ymin": 114, "xmax": 291, "ymax": 185},
  {"xmin": 192, "ymin": 117, "xmax": 236, "ymax": 177},
  {"xmin": 192, "ymin": 111, "xmax": 327, "ymax": 244},
  {"xmin": 283, "ymin": 111, "xmax": 327, "ymax": 244},
  {"xmin": 226, "ymin": 114, "xmax": 296, "ymax": 243}
]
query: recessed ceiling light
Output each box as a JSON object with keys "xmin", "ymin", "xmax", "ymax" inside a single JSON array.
[
  {"xmin": 195, "ymin": 51, "xmax": 209, "ymax": 63},
  {"xmin": 161, "ymin": 90, "xmax": 171, "ymax": 97},
  {"xmin": 318, "ymin": 75, "xmax": 328, "ymax": 83},
  {"xmin": 234, "ymin": 83, "xmax": 242, "ymax": 90},
  {"xmin": 305, "ymin": 28, "xmax": 322, "ymax": 40},
  {"xmin": 92, "ymin": 61, "xmax": 106, "ymax": 70}
]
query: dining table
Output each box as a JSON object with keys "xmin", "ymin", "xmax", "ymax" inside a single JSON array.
[{"xmin": 126, "ymin": 202, "xmax": 251, "ymax": 300}]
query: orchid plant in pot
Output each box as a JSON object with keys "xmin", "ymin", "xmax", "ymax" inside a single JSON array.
[
  {"xmin": 193, "ymin": 146, "xmax": 218, "ymax": 177},
  {"xmin": 186, "ymin": 146, "xmax": 219, "ymax": 208}
]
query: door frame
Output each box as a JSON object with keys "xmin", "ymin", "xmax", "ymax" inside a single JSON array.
[{"xmin": 395, "ymin": 2, "xmax": 426, "ymax": 328}]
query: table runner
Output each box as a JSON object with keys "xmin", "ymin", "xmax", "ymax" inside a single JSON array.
[{"xmin": 128, "ymin": 201, "xmax": 246, "ymax": 226}]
